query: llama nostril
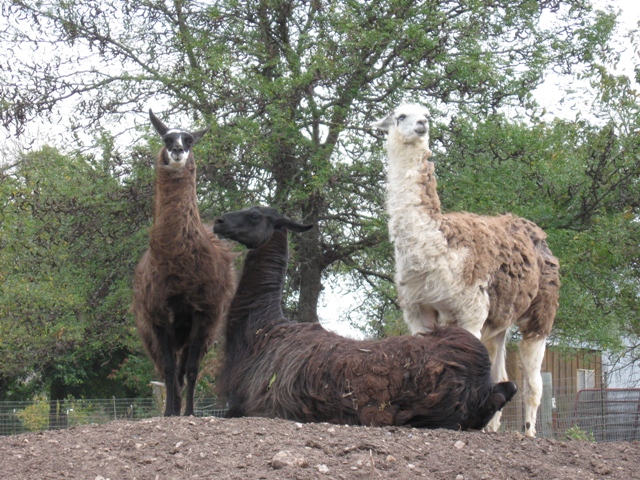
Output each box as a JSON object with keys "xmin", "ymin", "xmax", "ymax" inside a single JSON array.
[{"xmin": 214, "ymin": 218, "xmax": 224, "ymax": 224}]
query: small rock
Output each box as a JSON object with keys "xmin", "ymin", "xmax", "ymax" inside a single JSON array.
[
  {"xmin": 456, "ymin": 475, "xmax": 464, "ymax": 480},
  {"xmin": 271, "ymin": 450, "xmax": 308, "ymax": 469},
  {"xmin": 317, "ymin": 464, "xmax": 329, "ymax": 473},
  {"xmin": 272, "ymin": 451, "xmax": 292, "ymax": 469},
  {"xmin": 386, "ymin": 455, "xmax": 396, "ymax": 462},
  {"xmin": 294, "ymin": 422, "xmax": 303, "ymax": 429},
  {"xmin": 454, "ymin": 440, "xmax": 466, "ymax": 449},
  {"xmin": 591, "ymin": 460, "xmax": 612, "ymax": 475}
]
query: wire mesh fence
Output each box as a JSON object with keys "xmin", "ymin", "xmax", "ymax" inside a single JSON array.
[
  {"xmin": 499, "ymin": 380, "xmax": 640, "ymax": 442},
  {"xmin": 1, "ymin": 383, "xmax": 639, "ymax": 441},
  {"xmin": 0, "ymin": 396, "xmax": 227, "ymax": 437},
  {"xmin": 572, "ymin": 388, "xmax": 640, "ymax": 442}
]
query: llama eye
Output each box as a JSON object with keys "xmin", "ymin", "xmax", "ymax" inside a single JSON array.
[{"xmin": 397, "ymin": 115, "xmax": 406, "ymax": 121}]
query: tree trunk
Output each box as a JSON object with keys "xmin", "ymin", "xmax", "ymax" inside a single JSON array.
[
  {"xmin": 49, "ymin": 380, "xmax": 68, "ymax": 431},
  {"xmin": 294, "ymin": 218, "xmax": 323, "ymax": 323}
]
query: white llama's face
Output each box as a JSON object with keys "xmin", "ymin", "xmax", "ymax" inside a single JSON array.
[
  {"xmin": 392, "ymin": 105, "xmax": 429, "ymax": 144},
  {"xmin": 372, "ymin": 104, "xmax": 430, "ymax": 146}
]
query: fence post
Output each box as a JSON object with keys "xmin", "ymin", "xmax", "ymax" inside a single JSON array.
[
  {"xmin": 539, "ymin": 372, "xmax": 553, "ymax": 438},
  {"xmin": 150, "ymin": 381, "xmax": 166, "ymax": 415}
]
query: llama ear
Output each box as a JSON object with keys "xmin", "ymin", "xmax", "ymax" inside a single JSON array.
[
  {"xmin": 281, "ymin": 219, "xmax": 314, "ymax": 233},
  {"xmin": 191, "ymin": 126, "xmax": 211, "ymax": 145},
  {"xmin": 371, "ymin": 113, "xmax": 392, "ymax": 132},
  {"xmin": 149, "ymin": 109, "xmax": 169, "ymax": 136}
]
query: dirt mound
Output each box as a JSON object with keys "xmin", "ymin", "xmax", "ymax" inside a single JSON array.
[{"xmin": 1, "ymin": 416, "xmax": 638, "ymax": 479}]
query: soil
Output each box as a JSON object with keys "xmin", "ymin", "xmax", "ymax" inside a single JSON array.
[
  {"xmin": 0, "ymin": 417, "xmax": 640, "ymax": 480},
  {"xmin": 0, "ymin": 416, "xmax": 638, "ymax": 480}
]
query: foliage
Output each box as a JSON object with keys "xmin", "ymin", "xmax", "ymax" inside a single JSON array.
[
  {"xmin": 434, "ymin": 110, "xmax": 640, "ymax": 350},
  {"xmin": 15, "ymin": 397, "xmax": 49, "ymax": 432},
  {"xmin": 565, "ymin": 424, "xmax": 596, "ymax": 442},
  {"xmin": 0, "ymin": 0, "xmax": 616, "ymax": 324},
  {"xmin": 0, "ymin": 144, "xmax": 154, "ymax": 399}
]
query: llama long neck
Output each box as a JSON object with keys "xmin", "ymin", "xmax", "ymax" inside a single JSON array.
[
  {"xmin": 385, "ymin": 135, "xmax": 444, "ymax": 242},
  {"xmin": 149, "ymin": 149, "xmax": 202, "ymax": 257},
  {"xmin": 386, "ymin": 137, "xmax": 442, "ymax": 216},
  {"xmin": 225, "ymin": 229, "xmax": 290, "ymax": 354}
]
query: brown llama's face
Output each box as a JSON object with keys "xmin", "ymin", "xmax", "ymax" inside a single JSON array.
[
  {"xmin": 148, "ymin": 109, "xmax": 210, "ymax": 168},
  {"xmin": 160, "ymin": 130, "xmax": 195, "ymax": 168}
]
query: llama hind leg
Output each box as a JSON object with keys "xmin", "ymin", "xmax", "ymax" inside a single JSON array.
[
  {"xmin": 482, "ymin": 330, "xmax": 508, "ymax": 432},
  {"xmin": 519, "ymin": 335, "xmax": 547, "ymax": 438}
]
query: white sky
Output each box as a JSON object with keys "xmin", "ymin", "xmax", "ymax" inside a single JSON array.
[{"xmin": 532, "ymin": 0, "xmax": 639, "ymax": 120}]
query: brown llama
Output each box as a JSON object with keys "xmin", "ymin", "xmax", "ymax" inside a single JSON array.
[
  {"xmin": 213, "ymin": 206, "xmax": 517, "ymax": 430},
  {"xmin": 132, "ymin": 110, "xmax": 235, "ymax": 416},
  {"xmin": 373, "ymin": 103, "xmax": 560, "ymax": 437}
]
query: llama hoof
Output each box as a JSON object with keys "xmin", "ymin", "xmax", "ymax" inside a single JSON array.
[
  {"xmin": 484, "ymin": 411, "xmax": 502, "ymax": 433},
  {"xmin": 524, "ymin": 423, "xmax": 536, "ymax": 438}
]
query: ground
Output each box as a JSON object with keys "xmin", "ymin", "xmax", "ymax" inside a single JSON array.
[{"xmin": 1, "ymin": 416, "xmax": 639, "ymax": 479}]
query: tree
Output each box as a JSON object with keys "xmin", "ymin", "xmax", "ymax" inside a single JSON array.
[
  {"xmin": 0, "ymin": 143, "xmax": 156, "ymax": 401},
  {"xmin": 2, "ymin": 0, "xmax": 640, "ymax": 396},
  {"xmin": 433, "ymin": 110, "xmax": 640, "ymax": 351},
  {"xmin": 1, "ymin": 0, "xmax": 615, "ymax": 327}
]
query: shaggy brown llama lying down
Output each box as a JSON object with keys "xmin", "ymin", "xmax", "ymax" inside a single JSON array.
[
  {"xmin": 133, "ymin": 110, "xmax": 235, "ymax": 416},
  {"xmin": 213, "ymin": 206, "xmax": 517, "ymax": 430}
]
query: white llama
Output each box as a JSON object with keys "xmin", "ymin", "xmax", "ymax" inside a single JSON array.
[{"xmin": 373, "ymin": 104, "xmax": 560, "ymax": 437}]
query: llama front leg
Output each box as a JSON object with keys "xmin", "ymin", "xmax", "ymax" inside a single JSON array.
[
  {"xmin": 519, "ymin": 335, "xmax": 547, "ymax": 438},
  {"xmin": 403, "ymin": 304, "xmax": 436, "ymax": 334},
  {"xmin": 157, "ymin": 326, "xmax": 181, "ymax": 416},
  {"xmin": 183, "ymin": 315, "xmax": 206, "ymax": 416},
  {"xmin": 482, "ymin": 329, "xmax": 509, "ymax": 432}
]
